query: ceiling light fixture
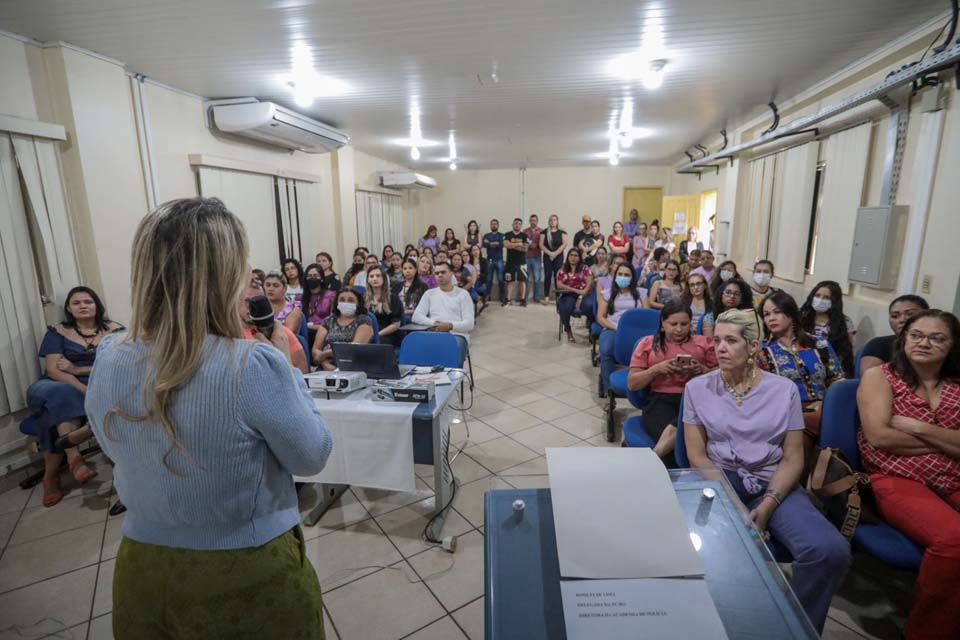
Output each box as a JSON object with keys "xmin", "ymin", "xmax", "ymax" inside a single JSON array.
[
  {"xmin": 285, "ymin": 42, "xmax": 348, "ymax": 108},
  {"xmin": 448, "ymin": 132, "xmax": 458, "ymax": 170},
  {"xmin": 608, "ymin": 121, "xmax": 620, "ymax": 166},
  {"xmin": 449, "ymin": 162, "xmax": 458, "ymax": 171},
  {"xmin": 410, "ymin": 146, "xmax": 421, "ymax": 161},
  {"xmin": 643, "ymin": 59, "xmax": 668, "ymax": 90},
  {"xmin": 618, "ymin": 98, "xmax": 635, "ymax": 149}
]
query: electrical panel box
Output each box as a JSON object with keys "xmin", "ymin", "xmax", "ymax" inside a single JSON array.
[{"xmin": 848, "ymin": 205, "xmax": 909, "ymax": 290}]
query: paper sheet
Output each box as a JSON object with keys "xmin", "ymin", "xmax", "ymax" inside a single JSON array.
[
  {"xmin": 546, "ymin": 447, "xmax": 704, "ymax": 579},
  {"xmin": 560, "ymin": 578, "xmax": 728, "ymax": 639}
]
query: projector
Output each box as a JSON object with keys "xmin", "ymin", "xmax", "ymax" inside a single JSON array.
[
  {"xmin": 371, "ymin": 378, "xmax": 436, "ymax": 403},
  {"xmin": 304, "ymin": 371, "xmax": 367, "ymax": 393}
]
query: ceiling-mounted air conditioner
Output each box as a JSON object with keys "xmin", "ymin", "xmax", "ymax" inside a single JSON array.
[
  {"xmin": 205, "ymin": 98, "xmax": 349, "ymax": 153},
  {"xmin": 378, "ymin": 171, "xmax": 437, "ymax": 189}
]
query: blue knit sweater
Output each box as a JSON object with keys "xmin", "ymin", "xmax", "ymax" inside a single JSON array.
[{"xmin": 86, "ymin": 333, "xmax": 332, "ymax": 550}]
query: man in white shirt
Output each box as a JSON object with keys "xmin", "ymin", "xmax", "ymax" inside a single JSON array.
[{"xmin": 412, "ymin": 260, "xmax": 475, "ymax": 364}]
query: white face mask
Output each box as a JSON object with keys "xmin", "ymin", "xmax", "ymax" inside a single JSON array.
[
  {"xmin": 753, "ymin": 272, "xmax": 772, "ymax": 287},
  {"xmin": 720, "ymin": 269, "xmax": 735, "ymax": 282},
  {"xmin": 338, "ymin": 302, "xmax": 357, "ymax": 316},
  {"xmin": 811, "ymin": 297, "xmax": 832, "ymax": 313}
]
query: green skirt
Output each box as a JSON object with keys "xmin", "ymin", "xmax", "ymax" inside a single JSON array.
[{"xmin": 113, "ymin": 526, "xmax": 325, "ymax": 640}]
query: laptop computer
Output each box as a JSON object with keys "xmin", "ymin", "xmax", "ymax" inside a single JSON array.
[{"xmin": 331, "ymin": 343, "xmax": 416, "ymax": 380}]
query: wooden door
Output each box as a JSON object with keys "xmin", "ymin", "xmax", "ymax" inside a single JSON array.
[
  {"xmin": 622, "ymin": 187, "xmax": 663, "ymax": 225},
  {"xmin": 661, "ymin": 195, "xmax": 701, "ymax": 255}
]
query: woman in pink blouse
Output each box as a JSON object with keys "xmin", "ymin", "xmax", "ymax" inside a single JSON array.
[{"xmin": 555, "ymin": 248, "xmax": 593, "ymax": 343}]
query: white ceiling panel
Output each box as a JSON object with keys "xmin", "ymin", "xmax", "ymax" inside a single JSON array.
[{"xmin": 0, "ymin": 0, "xmax": 948, "ymax": 168}]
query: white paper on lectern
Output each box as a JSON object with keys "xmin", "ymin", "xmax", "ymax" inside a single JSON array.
[
  {"xmin": 546, "ymin": 447, "xmax": 704, "ymax": 579},
  {"xmin": 560, "ymin": 578, "xmax": 729, "ymax": 640}
]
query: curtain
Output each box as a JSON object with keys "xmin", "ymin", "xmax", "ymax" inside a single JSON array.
[
  {"xmin": 731, "ymin": 155, "xmax": 775, "ymax": 266},
  {"xmin": 0, "ymin": 135, "xmax": 46, "ymax": 414},
  {"xmin": 355, "ymin": 190, "xmax": 403, "ymax": 255},
  {"xmin": 811, "ymin": 124, "xmax": 872, "ymax": 288},
  {"xmin": 198, "ymin": 166, "xmax": 280, "ymax": 271},
  {"xmin": 766, "ymin": 141, "xmax": 820, "ymax": 282}
]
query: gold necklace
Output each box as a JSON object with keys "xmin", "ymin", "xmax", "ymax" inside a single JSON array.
[{"xmin": 720, "ymin": 368, "xmax": 757, "ymax": 407}]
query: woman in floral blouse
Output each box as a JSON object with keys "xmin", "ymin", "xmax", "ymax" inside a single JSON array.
[{"xmin": 556, "ymin": 248, "xmax": 593, "ymax": 343}]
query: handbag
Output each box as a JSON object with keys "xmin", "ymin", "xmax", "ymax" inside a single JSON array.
[{"xmin": 806, "ymin": 447, "xmax": 874, "ymax": 540}]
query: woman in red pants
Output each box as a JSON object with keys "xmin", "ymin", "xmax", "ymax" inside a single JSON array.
[{"xmin": 858, "ymin": 309, "xmax": 960, "ymax": 640}]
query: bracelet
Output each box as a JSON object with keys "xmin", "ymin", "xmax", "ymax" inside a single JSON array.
[{"xmin": 764, "ymin": 489, "xmax": 784, "ymax": 507}]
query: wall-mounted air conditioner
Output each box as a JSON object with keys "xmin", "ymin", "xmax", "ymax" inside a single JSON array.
[
  {"xmin": 378, "ymin": 171, "xmax": 437, "ymax": 189},
  {"xmin": 205, "ymin": 98, "xmax": 349, "ymax": 153}
]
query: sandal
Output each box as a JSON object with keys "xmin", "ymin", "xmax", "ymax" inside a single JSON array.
[
  {"xmin": 42, "ymin": 477, "xmax": 64, "ymax": 508},
  {"xmin": 566, "ymin": 330, "xmax": 576, "ymax": 343},
  {"xmin": 68, "ymin": 458, "xmax": 97, "ymax": 485}
]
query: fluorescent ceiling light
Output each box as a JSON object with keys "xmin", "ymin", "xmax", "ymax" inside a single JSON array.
[
  {"xmin": 449, "ymin": 162, "xmax": 458, "ymax": 170},
  {"xmin": 448, "ymin": 132, "xmax": 458, "ymax": 160},
  {"xmin": 608, "ymin": 121, "xmax": 620, "ymax": 165},
  {"xmin": 608, "ymin": 53, "xmax": 669, "ymax": 89},
  {"xmin": 618, "ymin": 98, "xmax": 634, "ymax": 148},
  {"xmin": 284, "ymin": 42, "xmax": 348, "ymax": 107},
  {"xmin": 410, "ymin": 146, "xmax": 421, "ymax": 161}
]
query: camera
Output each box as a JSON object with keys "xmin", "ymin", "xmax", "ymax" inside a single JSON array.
[{"xmin": 247, "ymin": 295, "xmax": 275, "ymax": 339}]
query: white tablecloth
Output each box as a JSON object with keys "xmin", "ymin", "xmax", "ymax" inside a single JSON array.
[{"xmin": 293, "ymin": 388, "xmax": 419, "ymax": 492}]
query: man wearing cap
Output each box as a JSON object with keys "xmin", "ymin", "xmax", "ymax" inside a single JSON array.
[{"xmin": 573, "ymin": 215, "xmax": 593, "ymax": 262}]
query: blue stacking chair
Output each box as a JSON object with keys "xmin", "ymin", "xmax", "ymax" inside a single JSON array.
[
  {"xmin": 296, "ymin": 312, "xmax": 309, "ymax": 356},
  {"xmin": 399, "ymin": 332, "xmax": 464, "ymax": 369},
  {"xmin": 854, "ymin": 344, "xmax": 866, "ymax": 378},
  {"xmin": 696, "ymin": 314, "xmax": 706, "ymax": 336},
  {"xmin": 604, "ymin": 309, "xmax": 660, "ymax": 442},
  {"xmin": 820, "ymin": 379, "xmax": 924, "ymax": 569},
  {"xmin": 588, "ymin": 294, "xmax": 602, "ymax": 369},
  {"xmin": 621, "ymin": 388, "xmax": 655, "ymax": 448},
  {"xmin": 366, "ymin": 312, "xmax": 380, "ymax": 344}
]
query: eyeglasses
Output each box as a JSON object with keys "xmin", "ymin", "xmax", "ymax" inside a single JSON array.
[
  {"xmin": 906, "ymin": 330, "xmax": 951, "ymax": 347},
  {"xmin": 722, "ymin": 290, "xmax": 741, "ymax": 297},
  {"xmin": 689, "ymin": 282, "xmax": 705, "ymax": 288}
]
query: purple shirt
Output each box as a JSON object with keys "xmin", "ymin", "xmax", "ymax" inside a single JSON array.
[
  {"xmin": 601, "ymin": 288, "xmax": 647, "ymax": 327},
  {"xmin": 682, "ymin": 370, "xmax": 803, "ymax": 494},
  {"xmin": 418, "ymin": 236, "xmax": 440, "ymax": 253},
  {"xmin": 689, "ymin": 266, "xmax": 716, "ymax": 282}
]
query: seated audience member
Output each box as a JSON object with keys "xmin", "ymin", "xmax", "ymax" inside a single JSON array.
[
  {"xmin": 412, "ymin": 261, "xmax": 475, "ymax": 363},
  {"xmin": 857, "ymin": 310, "xmax": 960, "ymax": 640},
  {"xmin": 684, "ymin": 309, "xmax": 850, "ymax": 634},
  {"xmin": 556, "ymin": 248, "xmax": 594, "ymax": 343},
  {"xmin": 299, "ymin": 264, "xmax": 337, "ymax": 348},
  {"xmin": 758, "ymin": 291, "xmax": 843, "ymax": 442},
  {"xmin": 451, "ymin": 252, "xmax": 476, "ymax": 300},
  {"xmin": 680, "ymin": 248, "xmax": 701, "ymax": 281},
  {"xmin": 399, "ymin": 259, "xmax": 428, "ymax": 320},
  {"xmin": 678, "ymin": 227, "xmax": 703, "ymax": 264},
  {"xmin": 311, "ymin": 288, "xmax": 374, "ymax": 370},
  {"xmin": 689, "ymin": 249, "xmax": 716, "ymax": 282},
  {"xmin": 468, "ymin": 244, "xmax": 490, "ymax": 307},
  {"xmin": 86, "ymin": 198, "xmax": 331, "ymax": 637},
  {"xmin": 418, "ymin": 254, "xmax": 438, "ymax": 288},
  {"xmin": 381, "ymin": 245, "xmax": 395, "ymax": 269},
  {"xmin": 654, "ymin": 227, "xmax": 676, "ymax": 255},
  {"xmin": 607, "ymin": 221, "xmax": 630, "ymax": 257},
  {"xmin": 647, "ymin": 259, "xmax": 684, "ymax": 310},
  {"xmin": 405, "ymin": 247, "xmax": 420, "ymax": 262},
  {"xmin": 344, "ymin": 251, "xmax": 366, "ymax": 287},
  {"xmin": 264, "ymin": 271, "xmax": 303, "ymax": 334},
  {"xmin": 418, "ymin": 224, "xmax": 440, "ymax": 253},
  {"xmin": 800, "ymin": 280, "xmax": 856, "ymax": 377},
  {"xmin": 682, "ymin": 272, "xmax": 712, "ymax": 331},
  {"xmin": 628, "ymin": 298, "xmax": 717, "ymax": 464},
  {"xmin": 364, "ymin": 266, "xmax": 402, "ymax": 347},
  {"xmin": 589, "ymin": 247, "xmax": 611, "ymax": 288},
  {"xmin": 434, "ymin": 251, "xmax": 449, "ymax": 266},
  {"xmin": 252, "ymin": 268, "xmax": 266, "ymax": 287},
  {"xmin": 22, "ymin": 287, "xmax": 123, "ymax": 507},
  {"xmin": 709, "ymin": 260, "xmax": 739, "ymax": 298},
  {"xmin": 353, "ymin": 254, "xmax": 380, "ymax": 290},
  {"xmin": 422, "ymin": 246, "xmax": 435, "ymax": 260},
  {"xmin": 597, "ymin": 263, "xmax": 645, "ymax": 397},
  {"xmin": 750, "ymin": 259, "xmax": 779, "ymax": 308},
  {"xmin": 702, "ymin": 277, "xmax": 753, "ymax": 337},
  {"xmin": 387, "ymin": 252, "xmax": 405, "ymax": 288},
  {"xmin": 640, "ymin": 247, "xmax": 671, "ymax": 289},
  {"xmin": 243, "ymin": 280, "xmax": 308, "ymax": 374},
  {"xmin": 403, "ymin": 243, "xmax": 417, "ymax": 255},
  {"xmin": 860, "ymin": 294, "xmax": 929, "ymax": 374},
  {"xmin": 315, "ymin": 251, "xmax": 341, "ymax": 291},
  {"xmin": 282, "ymin": 259, "xmax": 304, "ymax": 304},
  {"xmin": 441, "ymin": 227, "xmax": 461, "ymax": 254}
]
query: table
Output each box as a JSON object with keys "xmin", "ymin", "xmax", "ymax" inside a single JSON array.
[
  {"xmin": 483, "ymin": 468, "xmax": 819, "ymax": 640},
  {"xmin": 302, "ymin": 372, "xmax": 463, "ymax": 542}
]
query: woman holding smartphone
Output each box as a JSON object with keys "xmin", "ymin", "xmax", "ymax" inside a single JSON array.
[{"xmin": 627, "ymin": 298, "xmax": 717, "ymax": 465}]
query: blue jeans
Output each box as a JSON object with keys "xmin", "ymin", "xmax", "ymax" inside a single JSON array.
[
  {"xmin": 543, "ymin": 253, "xmax": 562, "ymax": 297},
  {"xmin": 487, "ymin": 258, "xmax": 505, "ymax": 300},
  {"xmin": 525, "ymin": 256, "xmax": 544, "ymax": 299},
  {"xmin": 599, "ymin": 329, "xmax": 616, "ymax": 396},
  {"xmin": 724, "ymin": 471, "xmax": 850, "ymax": 633},
  {"xmin": 453, "ymin": 335, "xmax": 469, "ymax": 368}
]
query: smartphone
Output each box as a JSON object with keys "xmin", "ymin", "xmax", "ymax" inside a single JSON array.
[{"xmin": 676, "ymin": 354, "xmax": 693, "ymax": 368}]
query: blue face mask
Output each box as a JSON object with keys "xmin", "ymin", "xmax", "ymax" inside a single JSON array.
[{"xmin": 615, "ymin": 276, "xmax": 631, "ymax": 289}]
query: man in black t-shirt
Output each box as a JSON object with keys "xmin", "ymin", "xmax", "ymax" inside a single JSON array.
[
  {"xmin": 572, "ymin": 215, "xmax": 592, "ymax": 260},
  {"xmin": 503, "ymin": 217, "xmax": 530, "ymax": 306},
  {"xmin": 859, "ymin": 294, "xmax": 929, "ymax": 374}
]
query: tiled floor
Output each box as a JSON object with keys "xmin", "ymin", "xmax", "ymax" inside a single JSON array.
[{"xmin": 0, "ymin": 302, "xmax": 914, "ymax": 639}]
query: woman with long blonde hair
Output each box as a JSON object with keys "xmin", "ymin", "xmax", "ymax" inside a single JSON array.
[{"xmin": 86, "ymin": 198, "xmax": 332, "ymax": 638}]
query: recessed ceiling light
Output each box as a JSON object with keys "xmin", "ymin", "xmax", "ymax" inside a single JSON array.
[
  {"xmin": 449, "ymin": 162, "xmax": 458, "ymax": 170},
  {"xmin": 410, "ymin": 146, "xmax": 421, "ymax": 161},
  {"xmin": 284, "ymin": 43, "xmax": 348, "ymax": 107},
  {"xmin": 608, "ymin": 53, "xmax": 669, "ymax": 89}
]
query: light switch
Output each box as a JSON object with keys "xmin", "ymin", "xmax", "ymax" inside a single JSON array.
[{"xmin": 921, "ymin": 275, "xmax": 931, "ymax": 294}]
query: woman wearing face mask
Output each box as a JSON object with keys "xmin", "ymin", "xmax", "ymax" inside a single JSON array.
[
  {"xmin": 800, "ymin": 281, "xmax": 856, "ymax": 377},
  {"xmin": 682, "ymin": 273, "xmax": 713, "ymax": 331},
  {"xmin": 627, "ymin": 298, "xmax": 718, "ymax": 465},
  {"xmin": 684, "ymin": 309, "xmax": 850, "ymax": 635},
  {"xmin": 364, "ymin": 266, "xmax": 402, "ymax": 347},
  {"xmin": 399, "ymin": 259, "xmax": 428, "ymax": 320},
  {"xmin": 300, "ymin": 264, "xmax": 338, "ymax": 348},
  {"xmin": 702, "ymin": 278, "xmax": 754, "ymax": 338},
  {"xmin": 647, "ymin": 260, "xmax": 684, "ymax": 310},
  {"xmin": 405, "ymin": 248, "xmax": 420, "ymax": 262},
  {"xmin": 759, "ymin": 291, "xmax": 844, "ymax": 445},
  {"xmin": 556, "ymin": 249, "xmax": 594, "ymax": 343},
  {"xmin": 709, "ymin": 260, "xmax": 739, "ymax": 298},
  {"xmin": 417, "ymin": 254, "xmax": 438, "ymax": 288},
  {"xmin": 315, "ymin": 252, "xmax": 340, "ymax": 291},
  {"xmin": 263, "ymin": 272, "xmax": 303, "ymax": 335},
  {"xmin": 750, "ymin": 260, "xmax": 779, "ymax": 308},
  {"xmin": 597, "ymin": 264, "xmax": 645, "ymax": 397},
  {"xmin": 860, "ymin": 294, "xmax": 929, "ymax": 374},
  {"xmin": 678, "ymin": 227, "xmax": 703, "ymax": 264},
  {"xmin": 311, "ymin": 288, "xmax": 374, "ymax": 370},
  {"xmin": 345, "ymin": 251, "xmax": 366, "ymax": 287}
]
